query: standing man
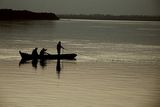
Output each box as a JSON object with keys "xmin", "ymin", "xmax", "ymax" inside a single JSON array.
[{"xmin": 57, "ymin": 41, "xmax": 64, "ymax": 55}]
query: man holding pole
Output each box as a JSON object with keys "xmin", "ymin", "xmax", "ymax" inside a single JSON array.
[{"xmin": 57, "ymin": 41, "xmax": 64, "ymax": 55}]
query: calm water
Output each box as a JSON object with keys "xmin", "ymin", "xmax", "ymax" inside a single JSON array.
[{"xmin": 0, "ymin": 19, "xmax": 160, "ymax": 107}]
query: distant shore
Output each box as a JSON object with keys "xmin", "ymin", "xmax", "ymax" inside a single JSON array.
[
  {"xmin": 0, "ymin": 9, "xmax": 59, "ymax": 20},
  {"xmin": 0, "ymin": 9, "xmax": 159, "ymax": 21},
  {"xmin": 58, "ymin": 14, "xmax": 160, "ymax": 21}
]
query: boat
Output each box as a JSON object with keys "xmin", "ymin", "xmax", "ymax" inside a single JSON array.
[{"xmin": 19, "ymin": 51, "xmax": 77, "ymax": 60}]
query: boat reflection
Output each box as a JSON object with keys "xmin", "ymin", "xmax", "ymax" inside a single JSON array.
[{"xmin": 19, "ymin": 59, "xmax": 63, "ymax": 78}]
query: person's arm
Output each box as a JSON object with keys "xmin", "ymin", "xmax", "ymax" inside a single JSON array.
[{"xmin": 61, "ymin": 46, "xmax": 64, "ymax": 49}]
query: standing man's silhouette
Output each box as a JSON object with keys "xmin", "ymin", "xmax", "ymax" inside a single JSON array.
[{"xmin": 57, "ymin": 41, "xmax": 64, "ymax": 55}]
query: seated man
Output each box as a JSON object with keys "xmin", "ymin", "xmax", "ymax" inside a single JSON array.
[
  {"xmin": 40, "ymin": 48, "xmax": 48, "ymax": 58},
  {"xmin": 32, "ymin": 48, "xmax": 38, "ymax": 59}
]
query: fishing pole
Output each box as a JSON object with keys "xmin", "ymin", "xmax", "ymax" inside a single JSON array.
[{"xmin": 63, "ymin": 48, "xmax": 84, "ymax": 56}]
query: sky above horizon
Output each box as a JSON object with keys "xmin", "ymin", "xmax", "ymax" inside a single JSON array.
[{"xmin": 0, "ymin": 0, "xmax": 160, "ymax": 15}]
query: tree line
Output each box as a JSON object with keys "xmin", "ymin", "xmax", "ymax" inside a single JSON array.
[{"xmin": 58, "ymin": 14, "xmax": 160, "ymax": 21}]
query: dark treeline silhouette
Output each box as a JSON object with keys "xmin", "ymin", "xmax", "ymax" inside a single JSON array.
[
  {"xmin": 58, "ymin": 14, "xmax": 160, "ymax": 21},
  {"xmin": 0, "ymin": 9, "xmax": 59, "ymax": 20}
]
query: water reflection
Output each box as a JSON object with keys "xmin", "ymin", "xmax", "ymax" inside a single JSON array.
[
  {"xmin": 32, "ymin": 59, "xmax": 38, "ymax": 69},
  {"xmin": 40, "ymin": 59, "xmax": 47, "ymax": 69},
  {"xmin": 56, "ymin": 59, "xmax": 61, "ymax": 79},
  {"xmin": 19, "ymin": 59, "xmax": 63, "ymax": 78}
]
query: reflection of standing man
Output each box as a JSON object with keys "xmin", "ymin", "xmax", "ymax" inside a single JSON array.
[
  {"xmin": 56, "ymin": 59, "xmax": 61, "ymax": 79},
  {"xmin": 57, "ymin": 41, "xmax": 64, "ymax": 55}
]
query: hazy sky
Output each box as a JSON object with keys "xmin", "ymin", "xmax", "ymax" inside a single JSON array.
[{"xmin": 0, "ymin": 0, "xmax": 160, "ymax": 15}]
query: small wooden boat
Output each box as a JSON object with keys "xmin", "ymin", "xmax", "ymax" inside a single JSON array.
[{"xmin": 19, "ymin": 51, "xmax": 77, "ymax": 60}]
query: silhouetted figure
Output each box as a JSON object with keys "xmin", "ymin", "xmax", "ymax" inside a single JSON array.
[
  {"xmin": 32, "ymin": 48, "xmax": 38, "ymax": 59},
  {"xmin": 57, "ymin": 41, "xmax": 64, "ymax": 55},
  {"xmin": 56, "ymin": 59, "xmax": 61, "ymax": 79},
  {"xmin": 40, "ymin": 48, "xmax": 47, "ymax": 59}
]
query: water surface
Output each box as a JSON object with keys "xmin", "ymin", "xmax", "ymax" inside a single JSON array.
[{"xmin": 0, "ymin": 19, "xmax": 160, "ymax": 107}]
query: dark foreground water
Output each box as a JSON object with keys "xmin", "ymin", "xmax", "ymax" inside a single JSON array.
[{"xmin": 0, "ymin": 19, "xmax": 160, "ymax": 107}]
